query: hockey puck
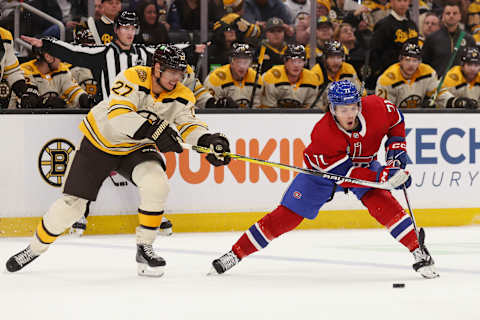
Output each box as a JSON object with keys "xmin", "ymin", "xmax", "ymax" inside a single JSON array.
[{"xmin": 393, "ymin": 283, "xmax": 405, "ymax": 288}]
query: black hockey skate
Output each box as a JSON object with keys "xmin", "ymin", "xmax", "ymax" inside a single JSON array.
[
  {"xmin": 6, "ymin": 246, "xmax": 39, "ymax": 272},
  {"xmin": 136, "ymin": 244, "xmax": 166, "ymax": 277},
  {"xmin": 209, "ymin": 250, "xmax": 241, "ymax": 275},
  {"xmin": 69, "ymin": 216, "xmax": 87, "ymax": 236},
  {"xmin": 412, "ymin": 228, "xmax": 439, "ymax": 279},
  {"xmin": 158, "ymin": 217, "xmax": 173, "ymax": 236}
]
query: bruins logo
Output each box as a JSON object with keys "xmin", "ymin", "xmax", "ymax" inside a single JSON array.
[
  {"xmin": 272, "ymin": 69, "xmax": 281, "ymax": 79},
  {"xmin": 399, "ymin": 95, "xmax": 422, "ymax": 108},
  {"xmin": 38, "ymin": 139, "xmax": 75, "ymax": 187},
  {"xmin": 216, "ymin": 70, "xmax": 226, "ymax": 81},
  {"xmin": 386, "ymin": 72, "xmax": 395, "ymax": 80},
  {"xmin": 101, "ymin": 33, "xmax": 113, "ymax": 44},
  {"xmin": 236, "ymin": 18, "xmax": 249, "ymax": 32},
  {"xmin": 449, "ymin": 73, "xmax": 459, "ymax": 81},
  {"xmin": 80, "ymin": 78, "xmax": 98, "ymax": 96},
  {"xmin": 135, "ymin": 68, "xmax": 148, "ymax": 82}
]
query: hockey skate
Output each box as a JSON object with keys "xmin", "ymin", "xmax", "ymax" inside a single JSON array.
[
  {"xmin": 69, "ymin": 216, "xmax": 87, "ymax": 236},
  {"xmin": 136, "ymin": 244, "xmax": 166, "ymax": 277},
  {"xmin": 6, "ymin": 245, "xmax": 40, "ymax": 272},
  {"xmin": 412, "ymin": 245, "xmax": 439, "ymax": 279},
  {"xmin": 209, "ymin": 250, "xmax": 241, "ymax": 275},
  {"xmin": 157, "ymin": 217, "xmax": 173, "ymax": 236}
]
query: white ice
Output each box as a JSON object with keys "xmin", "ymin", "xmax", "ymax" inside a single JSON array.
[{"xmin": 1, "ymin": 227, "xmax": 479, "ymax": 320}]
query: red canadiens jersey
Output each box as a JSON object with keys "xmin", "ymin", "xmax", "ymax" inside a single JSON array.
[{"xmin": 303, "ymin": 95, "xmax": 405, "ymax": 185}]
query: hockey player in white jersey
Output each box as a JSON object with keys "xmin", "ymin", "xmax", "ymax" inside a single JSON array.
[{"xmin": 6, "ymin": 44, "xmax": 231, "ymax": 277}]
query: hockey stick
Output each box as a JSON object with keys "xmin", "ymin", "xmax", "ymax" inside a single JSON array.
[
  {"xmin": 429, "ymin": 30, "xmax": 465, "ymax": 106},
  {"xmin": 402, "ymin": 185, "xmax": 427, "ymax": 252},
  {"xmin": 180, "ymin": 143, "xmax": 394, "ymax": 190},
  {"xmin": 248, "ymin": 42, "xmax": 266, "ymax": 108}
]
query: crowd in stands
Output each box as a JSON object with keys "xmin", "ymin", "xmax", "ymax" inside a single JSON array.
[{"xmin": 1, "ymin": 0, "xmax": 480, "ymax": 110}]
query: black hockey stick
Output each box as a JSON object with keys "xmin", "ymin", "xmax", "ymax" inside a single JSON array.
[
  {"xmin": 181, "ymin": 142, "xmax": 395, "ymax": 189},
  {"xmin": 402, "ymin": 185, "xmax": 425, "ymax": 248},
  {"xmin": 248, "ymin": 42, "xmax": 266, "ymax": 108}
]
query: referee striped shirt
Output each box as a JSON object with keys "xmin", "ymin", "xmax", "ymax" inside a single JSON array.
[{"xmin": 42, "ymin": 38, "xmax": 156, "ymax": 102}]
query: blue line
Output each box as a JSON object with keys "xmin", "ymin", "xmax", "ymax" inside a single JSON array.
[{"xmin": 48, "ymin": 240, "xmax": 480, "ymax": 276}]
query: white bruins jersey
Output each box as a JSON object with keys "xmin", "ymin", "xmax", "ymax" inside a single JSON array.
[
  {"xmin": 80, "ymin": 65, "xmax": 208, "ymax": 155},
  {"xmin": 9, "ymin": 59, "xmax": 85, "ymax": 109},
  {"xmin": 440, "ymin": 65, "xmax": 480, "ymax": 108},
  {"xmin": 182, "ymin": 65, "xmax": 212, "ymax": 108},
  {"xmin": 375, "ymin": 62, "xmax": 452, "ymax": 108},
  {"xmin": 68, "ymin": 64, "xmax": 98, "ymax": 98},
  {"xmin": 311, "ymin": 62, "xmax": 362, "ymax": 111},
  {"xmin": 261, "ymin": 65, "xmax": 319, "ymax": 108},
  {"xmin": 0, "ymin": 27, "xmax": 24, "ymax": 88},
  {"xmin": 204, "ymin": 64, "xmax": 263, "ymax": 108}
]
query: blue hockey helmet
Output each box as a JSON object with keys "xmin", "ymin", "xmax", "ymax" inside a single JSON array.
[{"xmin": 327, "ymin": 80, "xmax": 361, "ymax": 114}]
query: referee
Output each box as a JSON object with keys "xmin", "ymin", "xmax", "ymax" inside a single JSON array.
[{"xmin": 21, "ymin": 10, "xmax": 154, "ymax": 104}]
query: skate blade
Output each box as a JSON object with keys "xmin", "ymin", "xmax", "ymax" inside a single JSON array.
[
  {"xmin": 137, "ymin": 264, "xmax": 165, "ymax": 277},
  {"xmin": 418, "ymin": 266, "xmax": 440, "ymax": 279},
  {"xmin": 207, "ymin": 266, "xmax": 220, "ymax": 276},
  {"xmin": 157, "ymin": 227, "xmax": 173, "ymax": 236}
]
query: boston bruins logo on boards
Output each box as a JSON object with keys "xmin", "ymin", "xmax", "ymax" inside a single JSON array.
[{"xmin": 38, "ymin": 139, "xmax": 75, "ymax": 187}]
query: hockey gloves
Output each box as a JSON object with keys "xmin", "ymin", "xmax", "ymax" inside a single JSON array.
[
  {"xmin": 20, "ymin": 84, "xmax": 41, "ymax": 108},
  {"xmin": 447, "ymin": 97, "xmax": 478, "ymax": 109},
  {"xmin": 42, "ymin": 96, "xmax": 66, "ymax": 109},
  {"xmin": 197, "ymin": 133, "xmax": 231, "ymax": 166},
  {"xmin": 377, "ymin": 166, "xmax": 412, "ymax": 189},
  {"xmin": 134, "ymin": 119, "xmax": 183, "ymax": 153},
  {"xmin": 385, "ymin": 136, "xmax": 408, "ymax": 169},
  {"xmin": 205, "ymin": 97, "xmax": 238, "ymax": 108}
]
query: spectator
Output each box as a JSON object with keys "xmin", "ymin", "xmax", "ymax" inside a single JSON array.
[
  {"xmin": 439, "ymin": 46, "xmax": 480, "ymax": 109},
  {"xmin": 375, "ymin": 42, "xmax": 452, "ymax": 109},
  {"xmin": 285, "ymin": 0, "xmax": 310, "ymax": 23},
  {"xmin": 363, "ymin": 0, "xmax": 389, "ymax": 28},
  {"xmin": 204, "ymin": 43, "xmax": 263, "ymax": 108},
  {"xmin": 87, "ymin": 0, "xmax": 122, "ymax": 44},
  {"xmin": 335, "ymin": 22, "xmax": 369, "ymax": 79},
  {"xmin": 94, "ymin": 0, "xmax": 104, "ymax": 20},
  {"xmin": 260, "ymin": 17, "xmax": 289, "ymax": 74},
  {"xmin": 135, "ymin": 0, "xmax": 170, "ymax": 45},
  {"xmin": 311, "ymin": 40, "xmax": 362, "ymax": 111},
  {"xmin": 209, "ymin": 23, "xmax": 239, "ymax": 69},
  {"xmin": 422, "ymin": 2, "xmax": 475, "ymax": 77},
  {"xmin": 421, "ymin": 12, "xmax": 441, "ymax": 41},
  {"xmin": 370, "ymin": 0, "xmax": 419, "ymax": 85},
  {"xmin": 213, "ymin": 0, "xmax": 262, "ymax": 43},
  {"xmin": 167, "ymin": 0, "xmax": 221, "ymax": 30},
  {"xmin": 8, "ymin": 47, "xmax": 92, "ymax": 109},
  {"xmin": 243, "ymin": 0, "xmax": 293, "ymax": 26},
  {"xmin": 261, "ymin": 44, "xmax": 319, "ymax": 108},
  {"xmin": 305, "ymin": 16, "xmax": 334, "ymax": 64},
  {"xmin": 294, "ymin": 12, "xmax": 310, "ymax": 45}
]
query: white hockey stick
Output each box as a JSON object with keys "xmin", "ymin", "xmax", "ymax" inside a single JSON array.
[{"xmin": 181, "ymin": 143, "xmax": 394, "ymax": 190}]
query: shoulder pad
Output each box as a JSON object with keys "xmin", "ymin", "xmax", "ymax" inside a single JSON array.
[{"xmin": 0, "ymin": 27, "xmax": 13, "ymax": 41}]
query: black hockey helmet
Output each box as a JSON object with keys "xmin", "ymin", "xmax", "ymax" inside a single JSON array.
[
  {"xmin": 324, "ymin": 40, "xmax": 345, "ymax": 58},
  {"xmin": 114, "ymin": 10, "xmax": 139, "ymax": 29},
  {"xmin": 283, "ymin": 44, "xmax": 306, "ymax": 62},
  {"xmin": 153, "ymin": 44, "xmax": 188, "ymax": 72},
  {"xmin": 73, "ymin": 26, "xmax": 95, "ymax": 45},
  {"xmin": 400, "ymin": 42, "xmax": 422, "ymax": 59},
  {"xmin": 230, "ymin": 43, "xmax": 254, "ymax": 59},
  {"xmin": 461, "ymin": 47, "xmax": 480, "ymax": 64}
]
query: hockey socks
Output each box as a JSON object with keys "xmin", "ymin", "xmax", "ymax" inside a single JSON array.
[
  {"xmin": 232, "ymin": 205, "xmax": 304, "ymax": 259},
  {"xmin": 361, "ymin": 189, "xmax": 419, "ymax": 251}
]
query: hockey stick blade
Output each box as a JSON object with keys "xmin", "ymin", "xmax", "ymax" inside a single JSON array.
[{"xmin": 181, "ymin": 143, "xmax": 394, "ymax": 190}]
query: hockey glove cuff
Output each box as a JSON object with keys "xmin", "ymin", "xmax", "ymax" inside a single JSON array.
[{"xmin": 385, "ymin": 136, "xmax": 408, "ymax": 169}]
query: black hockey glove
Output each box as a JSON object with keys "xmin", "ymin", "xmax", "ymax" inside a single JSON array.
[
  {"xmin": 79, "ymin": 93, "xmax": 95, "ymax": 109},
  {"xmin": 447, "ymin": 97, "xmax": 478, "ymax": 109},
  {"xmin": 197, "ymin": 133, "xmax": 231, "ymax": 166},
  {"xmin": 42, "ymin": 96, "xmax": 66, "ymax": 109},
  {"xmin": 420, "ymin": 97, "xmax": 435, "ymax": 108},
  {"xmin": 215, "ymin": 97, "xmax": 238, "ymax": 108},
  {"xmin": 20, "ymin": 84, "xmax": 41, "ymax": 108},
  {"xmin": 134, "ymin": 119, "xmax": 183, "ymax": 153}
]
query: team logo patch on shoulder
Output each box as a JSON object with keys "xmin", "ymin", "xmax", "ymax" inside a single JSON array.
[
  {"xmin": 236, "ymin": 18, "xmax": 249, "ymax": 32},
  {"xmin": 449, "ymin": 73, "xmax": 459, "ymax": 81},
  {"xmin": 272, "ymin": 69, "xmax": 281, "ymax": 79},
  {"xmin": 38, "ymin": 139, "xmax": 75, "ymax": 187},
  {"xmin": 293, "ymin": 191, "xmax": 302, "ymax": 199},
  {"xmin": 136, "ymin": 68, "xmax": 147, "ymax": 82},
  {"xmin": 386, "ymin": 72, "xmax": 395, "ymax": 80},
  {"xmin": 216, "ymin": 71, "xmax": 226, "ymax": 80}
]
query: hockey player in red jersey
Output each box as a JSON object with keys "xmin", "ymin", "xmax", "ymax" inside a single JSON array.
[{"xmin": 210, "ymin": 80, "xmax": 439, "ymax": 279}]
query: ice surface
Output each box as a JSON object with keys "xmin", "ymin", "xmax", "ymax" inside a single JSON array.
[{"xmin": 1, "ymin": 227, "xmax": 479, "ymax": 320}]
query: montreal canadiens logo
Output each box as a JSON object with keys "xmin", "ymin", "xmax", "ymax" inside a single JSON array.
[{"xmin": 293, "ymin": 191, "xmax": 302, "ymax": 199}]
